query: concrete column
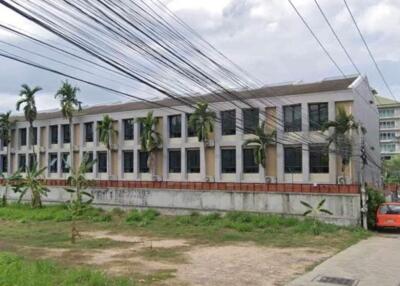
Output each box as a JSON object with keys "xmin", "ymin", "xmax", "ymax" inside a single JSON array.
[
  {"xmin": 181, "ymin": 147, "xmax": 187, "ymax": 181},
  {"xmin": 236, "ymin": 108, "xmax": 243, "ymax": 139},
  {"xmin": 133, "ymin": 122, "xmax": 139, "ymax": 180},
  {"xmin": 275, "ymin": 106, "xmax": 285, "ymax": 183},
  {"xmin": 162, "ymin": 116, "xmax": 168, "ymax": 180},
  {"xmin": 58, "ymin": 124, "xmax": 62, "ymax": 148},
  {"xmin": 259, "ymin": 165, "xmax": 265, "ymax": 182},
  {"xmin": 37, "ymin": 126, "xmax": 41, "ymax": 160},
  {"xmin": 45, "ymin": 151, "xmax": 49, "ymax": 177},
  {"xmin": 118, "ymin": 119, "xmax": 123, "ymax": 179},
  {"xmin": 182, "ymin": 112, "xmax": 187, "ymax": 143},
  {"xmin": 200, "ymin": 143, "xmax": 206, "ymax": 180},
  {"xmin": 27, "ymin": 126, "xmax": 31, "ymax": 152},
  {"xmin": 214, "ymin": 112, "xmax": 221, "ymax": 182},
  {"xmin": 93, "ymin": 121, "xmax": 98, "ymax": 147},
  {"xmin": 93, "ymin": 151, "xmax": 98, "ymax": 178},
  {"xmin": 302, "ymin": 102, "xmax": 309, "ymax": 133},
  {"xmin": 328, "ymin": 101, "xmax": 337, "ymax": 183},
  {"xmin": 57, "ymin": 152, "xmax": 62, "ymax": 178},
  {"xmin": 236, "ymin": 144, "xmax": 243, "ymax": 182},
  {"xmin": 302, "ymin": 143, "xmax": 309, "ymax": 182}
]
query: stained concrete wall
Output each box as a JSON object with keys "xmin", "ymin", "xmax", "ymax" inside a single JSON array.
[{"xmin": 0, "ymin": 187, "xmax": 361, "ymax": 226}]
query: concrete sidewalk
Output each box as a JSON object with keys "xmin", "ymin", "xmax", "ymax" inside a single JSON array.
[{"xmin": 288, "ymin": 234, "xmax": 400, "ymax": 286}]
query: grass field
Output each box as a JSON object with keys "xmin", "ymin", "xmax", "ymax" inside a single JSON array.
[{"xmin": 0, "ymin": 204, "xmax": 371, "ymax": 285}]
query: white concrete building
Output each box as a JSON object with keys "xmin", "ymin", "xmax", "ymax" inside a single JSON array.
[{"xmin": 0, "ymin": 75, "xmax": 381, "ymax": 185}]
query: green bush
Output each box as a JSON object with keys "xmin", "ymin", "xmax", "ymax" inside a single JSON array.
[
  {"xmin": 125, "ymin": 208, "xmax": 159, "ymax": 226},
  {"xmin": 367, "ymin": 187, "xmax": 386, "ymax": 229}
]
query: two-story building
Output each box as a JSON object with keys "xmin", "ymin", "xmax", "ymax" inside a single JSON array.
[{"xmin": 0, "ymin": 75, "xmax": 381, "ymax": 185}]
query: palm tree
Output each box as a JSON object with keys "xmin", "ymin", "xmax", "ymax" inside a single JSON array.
[
  {"xmin": 16, "ymin": 84, "xmax": 41, "ymax": 156},
  {"xmin": 97, "ymin": 115, "xmax": 118, "ymax": 177},
  {"xmin": 243, "ymin": 121, "xmax": 276, "ymax": 169},
  {"xmin": 188, "ymin": 102, "xmax": 216, "ymax": 178},
  {"xmin": 55, "ymin": 81, "xmax": 82, "ymax": 173},
  {"xmin": 321, "ymin": 107, "xmax": 361, "ymax": 175},
  {"xmin": 65, "ymin": 153, "xmax": 95, "ymax": 243},
  {"xmin": 137, "ymin": 112, "xmax": 162, "ymax": 177},
  {"xmin": 0, "ymin": 111, "xmax": 13, "ymax": 174}
]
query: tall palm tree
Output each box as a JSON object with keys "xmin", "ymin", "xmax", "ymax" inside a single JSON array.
[
  {"xmin": 321, "ymin": 107, "xmax": 361, "ymax": 175},
  {"xmin": 137, "ymin": 112, "xmax": 162, "ymax": 177},
  {"xmin": 0, "ymin": 111, "xmax": 13, "ymax": 174},
  {"xmin": 55, "ymin": 81, "xmax": 82, "ymax": 172},
  {"xmin": 243, "ymin": 121, "xmax": 276, "ymax": 169},
  {"xmin": 188, "ymin": 102, "xmax": 216, "ymax": 178},
  {"xmin": 16, "ymin": 84, "xmax": 41, "ymax": 157},
  {"xmin": 97, "ymin": 115, "xmax": 118, "ymax": 177}
]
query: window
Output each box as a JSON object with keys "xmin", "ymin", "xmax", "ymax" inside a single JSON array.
[
  {"xmin": 169, "ymin": 115, "xmax": 181, "ymax": 138},
  {"xmin": 221, "ymin": 110, "xmax": 236, "ymax": 135},
  {"xmin": 123, "ymin": 119, "xmax": 134, "ymax": 140},
  {"xmin": 139, "ymin": 151, "xmax": 149, "ymax": 173},
  {"xmin": 381, "ymin": 143, "xmax": 396, "ymax": 153},
  {"xmin": 380, "ymin": 121, "xmax": 395, "ymax": 129},
  {"xmin": 32, "ymin": 127, "xmax": 37, "ymax": 145},
  {"xmin": 243, "ymin": 108, "xmax": 259, "ymax": 134},
  {"xmin": 309, "ymin": 145, "xmax": 329, "ymax": 173},
  {"xmin": 62, "ymin": 124, "xmax": 70, "ymax": 144},
  {"xmin": 85, "ymin": 122, "xmax": 94, "ymax": 142},
  {"xmin": 19, "ymin": 128, "xmax": 27, "ymax": 146},
  {"xmin": 243, "ymin": 148, "xmax": 258, "ymax": 173},
  {"xmin": 28, "ymin": 153, "xmax": 37, "ymax": 170},
  {"xmin": 379, "ymin": 204, "xmax": 400, "ymax": 214},
  {"xmin": 49, "ymin": 153, "xmax": 58, "ymax": 173},
  {"xmin": 186, "ymin": 149, "xmax": 200, "ymax": 173},
  {"xmin": 221, "ymin": 148, "xmax": 236, "ymax": 173},
  {"xmin": 50, "ymin": 125, "xmax": 58, "ymax": 144},
  {"xmin": 284, "ymin": 104, "xmax": 302, "ymax": 132},
  {"xmin": 309, "ymin": 103, "xmax": 328, "ymax": 131},
  {"xmin": 284, "ymin": 146, "xmax": 302, "ymax": 173},
  {"xmin": 169, "ymin": 150, "xmax": 181, "ymax": 173},
  {"xmin": 61, "ymin": 153, "xmax": 70, "ymax": 173},
  {"xmin": 139, "ymin": 121, "xmax": 145, "ymax": 137},
  {"xmin": 123, "ymin": 151, "xmax": 134, "ymax": 173},
  {"xmin": 83, "ymin": 152, "xmax": 94, "ymax": 173},
  {"xmin": 379, "ymin": 108, "xmax": 395, "ymax": 118},
  {"xmin": 1, "ymin": 155, "xmax": 7, "ymax": 173},
  {"xmin": 186, "ymin": 114, "xmax": 196, "ymax": 137},
  {"xmin": 18, "ymin": 154, "xmax": 26, "ymax": 172},
  {"xmin": 380, "ymin": 132, "xmax": 395, "ymax": 141},
  {"xmin": 97, "ymin": 152, "xmax": 107, "ymax": 173}
]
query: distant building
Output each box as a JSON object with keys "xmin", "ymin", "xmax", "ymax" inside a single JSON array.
[
  {"xmin": 376, "ymin": 95, "xmax": 400, "ymax": 161},
  {"xmin": 0, "ymin": 75, "xmax": 381, "ymax": 185}
]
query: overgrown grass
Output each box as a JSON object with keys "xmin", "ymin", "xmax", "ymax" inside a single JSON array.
[{"xmin": 0, "ymin": 252, "xmax": 136, "ymax": 286}]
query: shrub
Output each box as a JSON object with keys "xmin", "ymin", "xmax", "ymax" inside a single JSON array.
[
  {"xmin": 125, "ymin": 208, "xmax": 159, "ymax": 226},
  {"xmin": 367, "ymin": 186, "xmax": 385, "ymax": 229}
]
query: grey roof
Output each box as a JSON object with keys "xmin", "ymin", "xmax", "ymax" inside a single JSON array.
[{"xmin": 14, "ymin": 76, "xmax": 358, "ymax": 121}]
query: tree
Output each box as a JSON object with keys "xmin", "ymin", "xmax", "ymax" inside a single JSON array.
[
  {"xmin": 55, "ymin": 81, "xmax": 82, "ymax": 173},
  {"xmin": 321, "ymin": 107, "xmax": 360, "ymax": 175},
  {"xmin": 243, "ymin": 120, "xmax": 276, "ymax": 169},
  {"xmin": 97, "ymin": 115, "xmax": 118, "ymax": 177},
  {"xmin": 301, "ymin": 199, "xmax": 333, "ymax": 235},
  {"xmin": 188, "ymin": 102, "xmax": 216, "ymax": 178},
  {"xmin": 0, "ymin": 170, "xmax": 22, "ymax": 207},
  {"xmin": 16, "ymin": 162, "xmax": 50, "ymax": 208},
  {"xmin": 65, "ymin": 154, "xmax": 95, "ymax": 243},
  {"xmin": 136, "ymin": 112, "xmax": 162, "ymax": 177},
  {"xmin": 16, "ymin": 84, "xmax": 41, "ymax": 156},
  {"xmin": 383, "ymin": 155, "xmax": 400, "ymax": 184},
  {"xmin": 0, "ymin": 111, "xmax": 13, "ymax": 175}
]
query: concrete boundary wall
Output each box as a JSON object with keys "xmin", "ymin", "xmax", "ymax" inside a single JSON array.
[{"xmin": 0, "ymin": 187, "xmax": 361, "ymax": 226}]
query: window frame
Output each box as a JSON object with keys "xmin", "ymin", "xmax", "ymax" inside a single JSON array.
[
  {"xmin": 62, "ymin": 124, "xmax": 70, "ymax": 144},
  {"xmin": 49, "ymin": 153, "xmax": 58, "ymax": 173},
  {"xmin": 123, "ymin": 150, "xmax": 134, "ymax": 173},
  {"xmin": 221, "ymin": 110, "xmax": 236, "ymax": 136},
  {"xmin": 50, "ymin": 125, "xmax": 58, "ymax": 145},
  {"xmin": 309, "ymin": 145, "xmax": 329, "ymax": 173},
  {"xmin": 243, "ymin": 108, "xmax": 259, "ymax": 134},
  {"xmin": 168, "ymin": 149, "xmax": 181, "ymax": 173},
  {"xmin": 97, "ymin": 151, "xmax": 107, "ymax": 173},
  {"xmin": 243, "ymin": 148, "xmax": 259, "ymax": 173},
  {"xmin": 186, "ymin": 113, "xmax": 196, "ymax": 137},
  {"xmin": 169, "ymin": 114, "xmax": 182, "ymax": 138},
  {"xmin": 18, "ymin": 154, "xmax": 26, "ymax": 172},
  {"xmin": 85, "ymin": 122, "xmax": 94, "ymax": 143},
  {"xmin": 308, "ymin": 102, "xmax": 328, "ymax": 131},
  {"xmin": 284, "ymin": 104, "xmax": 302, "ymax": 132},
  {"xmin": 61, "ymin": 153, "xmax": 70, "ymax": 173},
  {"xmin": 221, "ymin": 148, "xmax": 236, "ymax": 174},
  {"xmin": 0, "ymin": 155, "xmax": 7, "ymax": 173},
  {"xmin": 284, "ymin": 145, "xmax": 302, "ymax": 173},
  {"xmin": 186, "ymin": 149, "xmax": 200, "ymax": 173},
  {"xmin": 19, "ymin": 128, "xmax": 27, "ymax": 146},
  {"xmin": 123, "ymin": 119, "xmax": 134, "ymax": 141},
  {"xmin": 84, "ymin": 152, "xmax": 94, "ymax": 173},
  {"xmin": 139, "ymin": 151, "xmax": 149, "ymax": 173}
]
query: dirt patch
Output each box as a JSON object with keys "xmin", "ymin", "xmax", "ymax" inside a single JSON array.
[{"xmin": 176, "ymin": 244, "xmax": 332, "ymax": 286}]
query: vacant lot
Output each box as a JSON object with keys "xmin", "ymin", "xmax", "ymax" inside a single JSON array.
[{"xmin": 0, "ymin": 204, "xmax": 370, "ymax": 286}]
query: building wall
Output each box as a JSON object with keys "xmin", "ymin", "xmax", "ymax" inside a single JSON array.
[{"xmin": 0, "ymin": 76, "xmax": 380, "ymax": 185}]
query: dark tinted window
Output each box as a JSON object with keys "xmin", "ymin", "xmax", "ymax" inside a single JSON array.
[
  {"xmin": 169, "ymin": 115, "xmax": 181, "ymax": 138},
  {"xmin": 84, "ymin": 152, "xmax": 93, "ymax": 173},
  {"xmin": 49, "ymin": 153, "xmax": 58, "ymax": 173},
  {"xmin": 62, "ymin": 124, "xmax": 70, "ymax": 144},
  {"xmin": 61, "ymin": 153, "xmax": 70, "ymax": 173},
  {"xmin": 139, "ymin": 151, "xmax": 149, "ymax": 173},
  {"xmin": 123, "ymin": 151, "xmax": 134, "ymax": 173},
  {"xmin": 85, "ymin": 122, "xmax": 93, "ymax": 142},
  {"xmin": 20, "ymin": 128, "xmax": 27, "ymax": 146},
  {"xmin": 243, "ymin": 148, "xmax": 258, "ymax": 173},
  {"xmin": 18, "ymin": 154, "xmax": 26, "ymax": 172},
  {"xmin": 221, "ymin": 110, "xmax": 236, "ymax": 135},
  {"xmin": 123, "ymin": 119, "xmax": 134, "ymax": 140},
  {"xmin": 284, "ymin": 146, "xmax": 302, "ymax": 173},
  {"xmin": 97, "ymin": 152, "xmax": 107, "ymax": 173},
  {"xmin": 187, "ymin": 114, "xmax": 196, "ymax": 137},
  {"xmin": 169, "ymin": 150, "xmax": 181, "ymax": 173},
  {"xmin": 284, "ymin": 105, "xmax": 302, "ymax": 132},
  {"xmin": 32, "ymin": 127, "xmax": 37, "ymax": 145},
  {"xmin": 50, "ymin": 125, "xmax": 58, "ymax": 144},
  {"xmin": 379, "ymin": 205, "xmax": 400, "ymax": 214},
  {"xmin": 243, "ymin": 108, "xmax": 259, "ymax": 134},
  {"xmin": 28, "ymin": 153, "xmax": 37, "ymax": 170},
  {"xmin": 187, "ymin": 149, "xmax": 200, "ymax": 173},
  {"xmin": 1, "ymin": 155, "xmax": 7, "ymax": 173},
  {"xmin": 309, "ymin": 103, "xmax": 328, "ymax": 131},
  {"xmin": 221, "ymin": 149, "xmax": 236, "ymax": 173},
  {"xmin": 309, "ymin": 145, "xmax": 329, "ymax": 173}
]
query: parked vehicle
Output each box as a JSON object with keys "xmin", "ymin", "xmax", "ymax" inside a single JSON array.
[{"xmin": 376, "ymin": 203, "xmax": 400, "ymax": 229}]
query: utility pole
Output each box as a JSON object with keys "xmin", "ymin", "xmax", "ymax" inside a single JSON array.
[{"xmin": 360, "ymin": 125, "xmax": 368, "ymax": 230}]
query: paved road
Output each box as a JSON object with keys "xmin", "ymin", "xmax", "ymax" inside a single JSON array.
[{"xmin": 288, "ymin": 233, "xmax": 400, "ymax": 286}]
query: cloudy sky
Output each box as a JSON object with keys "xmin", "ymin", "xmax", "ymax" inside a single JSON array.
[{"xmin": 0, "ymin": 0, "xmax": 399, "ymax": 113}]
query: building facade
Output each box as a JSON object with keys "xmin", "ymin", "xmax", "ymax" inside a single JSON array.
[
  {"xmin": 376, "ymin": 95, "xmax": 400, "ymax": 161},
  {"xmin": 0, "ymin": 75, "xmax": 381, "ymax": 185}
]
